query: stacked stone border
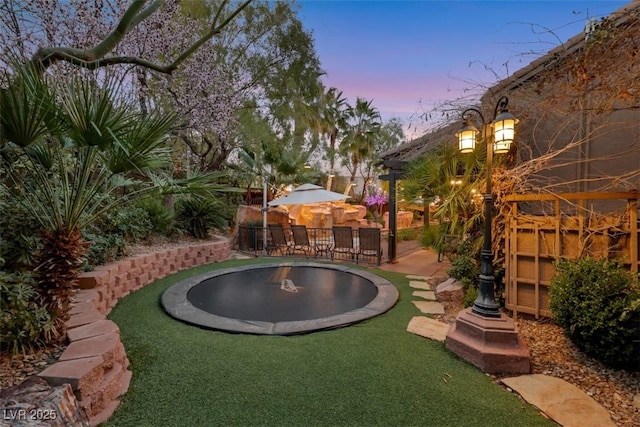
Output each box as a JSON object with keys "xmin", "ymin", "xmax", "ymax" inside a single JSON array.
[{"xmin": 36, "ymin": 238, "xmax": 231, "ymax": 426}]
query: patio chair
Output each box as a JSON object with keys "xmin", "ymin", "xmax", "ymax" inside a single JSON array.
[
  {"xmin": 358, "ymin": 227, "xmax": 383, "ymax": 265},
  {"xmin": 267, "ymin": 224, "xmax": 293, "ymax": 255},
  {"xmin": 291, "ymin": 225, "xmax": 314, "ymax": 257},
  {"xmin": 331, "ymin": 226, "xmax": 356, "ymax": 261}
]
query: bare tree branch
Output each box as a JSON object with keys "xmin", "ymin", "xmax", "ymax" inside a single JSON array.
[{"xmin": 29, "ymin": 0, "xmax": 253, "ymax": 74}]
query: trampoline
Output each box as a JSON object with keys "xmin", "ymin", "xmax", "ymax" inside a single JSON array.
[{"xmin": 161, "ymin": 262, "xmax": 399, "ymax": 335}]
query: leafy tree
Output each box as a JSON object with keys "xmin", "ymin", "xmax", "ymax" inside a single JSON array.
[
  {"xmin": 359, "ymin": 117, "xmax": 405, "ymax": 198},
  {"xmin": 220, "ymin": 1, "xmax": 325, "ymax": 187},
  {"xmin": 147, "ymin": 0, "xmax": 325, "ymax": 173},
  {"xmin": 1, "ymin": 1, "xmax": 335, "ymax": 177},
  {"xmin": 0, "ymin": 0, "xmax": 254, "ymax": 74},
  {"xmin": 0, "ymin": 0, "xmax": 252, "ymax": 171}
]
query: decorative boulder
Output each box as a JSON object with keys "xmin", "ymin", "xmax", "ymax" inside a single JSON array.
[
  {"xmin": 0, "ymin": 376, "xmax": 89, "ymax": 426},
  {"xmin": 436, "ymin": 278, "xmax": 465, "ymax": 303},
  {"xmin": 235, "ymin": 205, "xmax": 289, "ymax": 229}
]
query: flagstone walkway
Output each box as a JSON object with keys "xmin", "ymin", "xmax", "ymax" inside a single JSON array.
[{"xmin": 380, "ymin": 249, "xmax": 618, "ymax": 427}]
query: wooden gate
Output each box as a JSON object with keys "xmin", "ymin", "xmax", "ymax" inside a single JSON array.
[{"xmin": 504, "ymin": 191, "xmax": 639, "ymax": 318}]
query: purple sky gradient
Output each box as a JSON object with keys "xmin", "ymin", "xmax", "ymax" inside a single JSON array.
[{"xmin": 297, "ymin": 0, "xmax": 629, "ymax": 139}]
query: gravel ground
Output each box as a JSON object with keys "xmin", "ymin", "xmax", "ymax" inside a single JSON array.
[
  {"xmin": 435, "ymin": 301, "xmax": 640, "ymax": 427},
  {"xmin": 515, "ymin": 318, "xmax": 639, "ymax": 427}
]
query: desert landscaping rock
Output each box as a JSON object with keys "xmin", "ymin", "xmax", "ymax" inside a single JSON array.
[
  {"xmin": 501, "ymin": 374, "xmax": 616, "ymax": 427},
  {"xmin": 0, "ymin": 377, "xmax": 89, "ymax": 426},
  {"xmin": 436, "ymin": 278, "xmax": 464, "ymax": 302}
]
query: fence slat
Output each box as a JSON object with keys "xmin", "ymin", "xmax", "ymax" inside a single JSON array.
[{"xmin": 505, "ymin": 191, "xmax": 639, "ymax": 318}]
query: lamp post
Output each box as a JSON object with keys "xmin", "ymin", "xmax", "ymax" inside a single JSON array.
[
  {"xmin": 455, "ymin": 96, "xmax": 518, "ymax": 318},
  {"xmin": 446, "ymin": 96, "xmax": 529, "ymax": 374},
  {"xmin": 262, "ymin": 173, "xmax": 268, "ymax": 256}
]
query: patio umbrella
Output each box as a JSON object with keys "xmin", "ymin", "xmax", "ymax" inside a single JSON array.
[{"xmin": 268, "ymin": 183, "xmax": 349, "ymax": 206}]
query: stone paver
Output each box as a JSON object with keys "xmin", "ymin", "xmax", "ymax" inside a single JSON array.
[
  {"xmin": 389, "ymin": 249, "xmax": 617, "ymax": 427},
  {"xmin": 412, "ymin": 290, "xmax": 436, "ymax": 300},
  {"xmin": 229, "ymin": 251, "xmax": 251, "ymax": 259},
  {"xmin": 412, "ymin": 300, "xmax": 445, "ymax": 315},
  {"xmin": 409, "ymin": 280, "xmax": 431, "ymax": 290},
  {"xmin": 501, "ymin": 374, "xmax": 616, "ymax": 427},
  {"xmin": 407, "ymin": 316, "xmax": 450, "ymax": 342}
]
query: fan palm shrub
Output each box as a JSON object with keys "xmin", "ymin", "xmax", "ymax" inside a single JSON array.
[
  {"xmin": 401, "ymin": 142, "xmax": 481, "ymax": 256},
  {"xmin": 175, "ymin": 197, "xmax": 224, "ymax": 239},
  {"xmin": 0, "ymin": 65, "xmax": 175, "ymax": 339}
]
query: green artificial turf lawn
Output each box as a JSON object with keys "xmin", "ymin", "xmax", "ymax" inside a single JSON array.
[{"xmin": 106, "ymin": 258, "xmax": 553, "ymax": 427}]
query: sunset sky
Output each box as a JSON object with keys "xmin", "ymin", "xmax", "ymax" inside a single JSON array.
[{"xmin": 297, "ymin": 0, "xmax": 629, "ymax": 139}]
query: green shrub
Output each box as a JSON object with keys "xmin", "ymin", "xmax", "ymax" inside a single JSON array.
[
  {"xmin": 81, "ymin": 202, "xmax": 153, "ymax": 269},
  {"xmin": 463, "ymin": 285, "xmax": 478, "ymax": 308},
  {"xmin": 421, "ymin": 224, "xmax": 450, "ymax": 253},
  {"xmin": 82, "ymin": 232, "xmax": 126, "ymax": 270},
  {"xmin": 99, "ymin": 204, "xmax": 153, "ymax": 242},
  {"xmin": 136, "ymin": 197, "xmax": 175, "ymax": 235},
  {"xmin": 176, "ymin": 198, "xmax": 226, "ymax": 239},
  {"xmin": 448, "ymin": 254, "xmax": 480, "ymax": 308},
  {"xmin": 0, "ymin": 272, "xmax": 53, "ymax": 354},
  {"xmin": 397, "ymin": 228, "xmax": 419, "ymax": 242},
  {"xmin": 447, "ymin": 254, "xmax": 478, "ymax": 286},
  {"xmin": 420, "ymin": 224, "xmax": 440, "ymax": 248},
  {"xmin": 0, "ymin": 193, "xmax": 42, "ymax": 271},
  {"xmin": 549, "ymin": 257, "xmax": 640, "ymax": 370}
]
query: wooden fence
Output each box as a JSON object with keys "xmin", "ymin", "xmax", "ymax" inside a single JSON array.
[{"xmin": 504, "ymin": 191, "xmax": 639, "ymax": 318}]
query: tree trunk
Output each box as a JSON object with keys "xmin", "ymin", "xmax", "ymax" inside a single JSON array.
[{"xmin": 35, "ymin": 228, "xmax": 88, "ymax": 341}]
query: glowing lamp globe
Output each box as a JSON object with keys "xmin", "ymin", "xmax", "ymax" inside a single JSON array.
[
  {"xmin": 456, "ymin": 121, "xmax": 479, "ymax": 154},
  {"xmin": 492, "ymin": 109, "xmax": 518, "ymax": 154}
]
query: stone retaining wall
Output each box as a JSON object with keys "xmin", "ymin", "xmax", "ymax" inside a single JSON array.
[{"xmin": 37, "ymin": 238, "xmax": 231, "ymax": 426}]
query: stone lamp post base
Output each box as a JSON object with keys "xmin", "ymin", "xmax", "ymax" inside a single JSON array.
[{"xmin": 445, "ymin": 308, "xmax": 531, "ymax": 374}]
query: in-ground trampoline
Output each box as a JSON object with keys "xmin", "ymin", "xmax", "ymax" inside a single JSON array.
[{"xmin": 161, "ymin": 262, "xmax": 398, "ymax": 335}]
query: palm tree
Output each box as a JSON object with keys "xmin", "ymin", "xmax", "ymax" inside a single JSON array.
[
  {"xmin": 318, "ymin": 85, "xmax": 347, "ymax": 176},
  {"xmin": 339, "ymin": 97, "xmax": 381, "ymax": 193},
  {"xmin": 1, "ymin": 66, "xmax": 176, "ymax": 339},
  {"xmin": 400, "ymin": 141, "xmax": 483, "ymax": 256}
]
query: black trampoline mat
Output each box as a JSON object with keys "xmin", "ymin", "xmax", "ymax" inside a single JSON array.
[
  {"xmin": 161, "ymin": 262, "xmax": 399, "ymax": 335},
  {"xmin": 187, "ymin": 266, "xmax": 377, "ymax": 322}
]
